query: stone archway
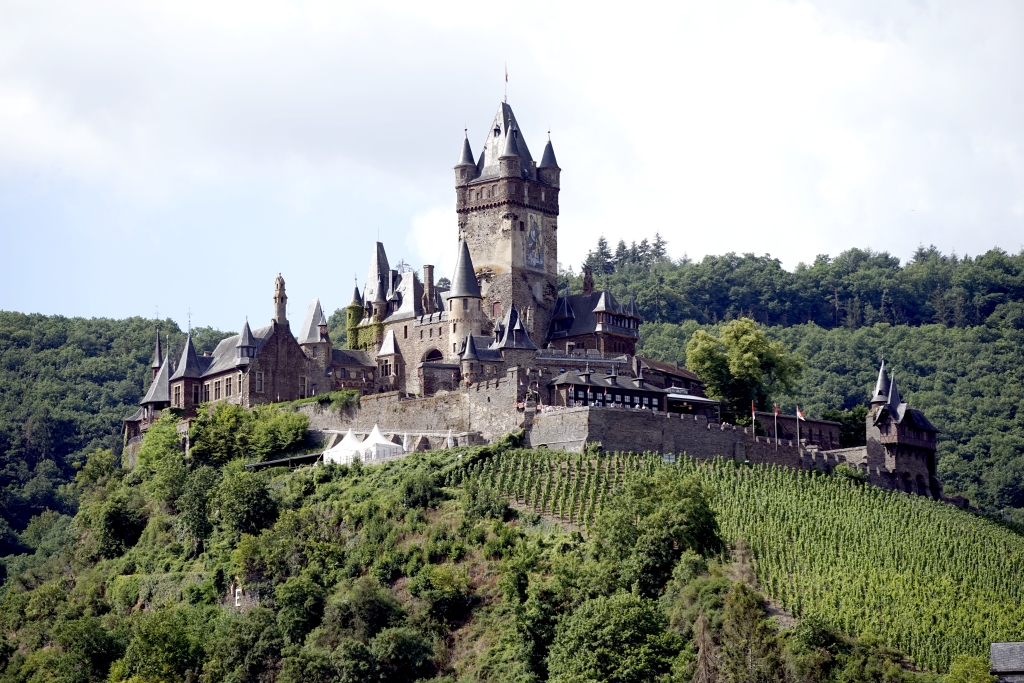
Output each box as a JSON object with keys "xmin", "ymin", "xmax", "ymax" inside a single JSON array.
[{"xmin": 422, "ymin": 349, "xmax": 443, "ymax": 362}]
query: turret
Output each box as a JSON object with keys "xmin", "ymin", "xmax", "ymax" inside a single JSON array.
[
  {"xmin": 371, "ymin": 284, "xmax": 387, "ymax": 322},
  {"xmin": 236, "ymin": 319, "xmax": 257, "ymax": 363},
  {"xmin": 446, "ymin": 239, "xmax": 484, "ymax": 357},
  {"xmin": 455, "ymin": 132, "xmax": 476, "ymax": 186},
  {"xmin": 151, "ymin": 329, "xmax": 163, "ymax": 382},
  {"xmin": 538, "ymin": 134, "xmax": 560, "ymax": 188},
  {"xmin": 345, "ymin": 282, "xmax": 364, "ymax": 348},
  {"xmin": 273, "ymin": 274, "xmax": 288, "ymax": 326},
  {"xmin": 499, "ymin": 125, "xmax": 523, "ymax": 179},
  {"xmin": 870, "ymin": 360, "xmax": 890, "ymax": 405},
  {"xmin": 460, "ymin": 334, "xmax": 481, "ymax": 385}
]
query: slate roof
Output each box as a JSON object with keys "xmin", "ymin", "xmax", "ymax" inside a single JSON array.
[
  {"xmin": 362, "ymin": 242, "xmax": 391, "ymax": 308},
  {"xmin": 141, "ymin": 355, "xmax": 171, "ymax": 405},
  {"xmin": 474, "ymin": 102, "xmax": 534, "ymax": 181},
  {"xmin": 170, "ymin": 334, "xmax": 202, "ymax": 380},
  {"xmin": 448, "ymin": 240, "xmax": 481, "ymax": 298},
  {"xmin": 237, "ymin": 319, "xmax": 257, "ymax": 347},
  {"xmin": 457, "ymin": 134, "xmax": 475, "ymax": 166},
  {"xmin": 871, "ymin": 361, "xmax": 890, "ymax": 403},
  {"xmin": 298, "ymin": 299, "xmax": 327, "ymax": 344},
  {"xmin": 462, "ymin": 334, "xmax": 480, "ymax": 361},
  {"xmin": 539, "ymin": 139, "xmax": 558, "ymax": 168},
  {"xmin": 125, "ymin": 407, "xmax": 144, "ymax": 423},
  {"xmin": 992, "ymin": 643, "xmax": 1024, "ymax": 674},
  {"xmin": 638, "ymin": 356, "xmax": 701, "ymax": 382},
  {"xmin": 331, "ymin": 348, "xmax": 375, "ymax": 367},
  {"xmin": 492, "ymin": 303, "xmax": 538, "ymax": 350},
  {"xmin": 151, "ymin": 330, "xmax": 163, "ymax": 370},
  {"xmin": 549, "ymin": 369, "xmax": 667, "ymax": 394},
  {"xmin": 548, "ymin": 290, "xmax": 640, "ymax": 340},
  {"xmin": 501, "ymin": 126, "xmax": 520, "ymax": 158}
]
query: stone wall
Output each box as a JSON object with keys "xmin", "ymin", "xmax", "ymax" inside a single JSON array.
[
  {"xmin": 298, "ymin": 368, "xmax": 527, "ymax": 442},
  {"xmin": 527, "ymin": 407, "xmax": 803, "ymax": 468}
]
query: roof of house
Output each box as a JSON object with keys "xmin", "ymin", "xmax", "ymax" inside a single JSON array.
[
  {"xmin": 237, "ymin": 319, "xmax": 257, "ymax": 347},
  {"xmin": 378, "ymin": 329, "xmax": 398, "ymax": 356},
  {"xmin": 637, "ymin": 356, "xmax": 701, "ymax": 382},
  {"xmin": 298, "ymin": 299, "xmax": 327, "ymax": 344},
  {"xmin": 548, "ymin": 289, "xmax": 640, "ymax": 340},
  {"xmin": 199, "ymin": 324, "xmax": 275, "ymax": 377},
  {"xmin": 140, "ymin": 355, "xmax": 171, "ymax": 405},
  {"xmin": 169, "ymin": 334, "xmax": 202, "ymax": 380},
  {"xmin": 992, "ymin": 643, "xmax": 1024, "ymax": 673},
  {"xmin": 549, "ymin": 369, "xmax": 668, "ymax": 394},
  {"xmin": 332, "ymin": 348, "xmax": 375, "ymax": 367},
  {"xmin": 492, "ymin": 303, "xmax": 538, "ymax": 350}
]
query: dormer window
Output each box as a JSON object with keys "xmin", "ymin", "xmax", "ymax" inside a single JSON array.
[{"xmin": 494, "ymin": 126, "xmax": 500, "ymax": 137}]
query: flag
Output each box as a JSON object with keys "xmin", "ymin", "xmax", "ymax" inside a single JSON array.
[
  {"xmin": 796, "ymin": 406, "xmax": 805, "ymax": 421},
  {"xmin": 774, "ymin": 404, "xmax": 779, "ymax": 416}
]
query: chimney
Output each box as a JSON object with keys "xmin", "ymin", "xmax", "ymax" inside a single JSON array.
[{"xmin": 423, "ymin": 264, "xmax": 436, "ymax": 314}]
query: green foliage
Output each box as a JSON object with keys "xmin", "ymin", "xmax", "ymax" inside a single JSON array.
[
  {"xmin": 189, "ymin": 402, "xmax": 310, "ymax": 465},
  {"xmin": 217, "ymin": 464, "xmax": 277, "ymax": 541},
  {"xmin": 719, "ymin": 582, "xmax": 782, "ymax": 683},
  {"xmin": 367, "ymin": 626, "xmax": 435, "ymax": 682},
  {"xmin": 945, "ymin": 655, "xmax": 998, "ymax": 683},
  {"xmin": 116, "ymin": 606, "xmax": 215, "ymax": 683},
  {"xmin": 686, "ymin": 318, "xmax": 803, "ymax": 422},
  {"xmin": 0, "ymin": 312, "xmax": 230, "ymax": 554},
  {"xmin": 821, "ymin": 406, "xmax": 869, "ymax": 448},
  {"xmin": 547, "ymin": 592, "xmax": 683, "ymax": 683},
  {"xmin": 275, "ymin": 575, "xmax": 325, "ymax": 644}
]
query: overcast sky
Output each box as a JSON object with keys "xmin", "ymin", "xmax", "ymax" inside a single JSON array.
[{"xmin": 1, "ymin": 0, "xmax": 1022, "ymax": 331}]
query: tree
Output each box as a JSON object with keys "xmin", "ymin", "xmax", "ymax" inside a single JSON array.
[
  {"xmin": 368, "ymin": 627, "xmax": 435, "ymax": 682},
  {"xmin": 547, "ymin": 592, "xmax": 682, "ymax": 683},
  {"xmin": 217, "ymin": 465, "xmax": 277, "ymax": 540},
  {"xmin": 686, "ymin": 318, "xmax": 803, "ymax": 423},
  {"xmin": 719, "ymin": 583, "xmax": 782, "ymax": 683},
  {"xmin": 276, "ymin": 575, "xmax": 326, "ymax": 645},
  {"xmin": 946, "ymin": 656, "xmax": 997, "ymax": 683},
  {"xmin": 692, "ymin": 608, "xmax": 719, "ymax": 683}
]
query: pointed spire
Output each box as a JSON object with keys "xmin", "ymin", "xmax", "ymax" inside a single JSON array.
[
  {"xmin": 299, "ymin": 299, "xmax": 327, "ymax": 344},
  {"xmin": 141, "ymin": 354, "xmax": 171, "ymax": 405},
  {"xmin": 871, "ymin": 360, "xmax": 890, "ymax": 404},
  {"xmin": 501, "ymin": 125, "xmax": 520, "ymax": 158},
  {"xmin": 448, "ymin": 239, "xmax": 481, "ymax": 298},
  {"xmin": 170, "ymin": 334, "xmax": 202, "ymax": 380},
  {"xmin": 457, "ymin": 131, "xmax": 475, "ymax": 166},
  {"xmin": 492, "ymin": 303, "xmax": 538, "ymax": 350},
  {"xmin": 462, "ymin": 334, "xmax": 480, "ymax": 361},
  {"xmin": 539, "ymin": 136, "xmax": 558, "ymax": 168},
  {"xmin": 626, "ymin": 294, "xmax": 638, "ymax": 317},
  {"xmin": 887, "ymin": 373, "xmax": 902, "ymax": 413},
  {"xmin": 237, "ymin": 318, "xmax": 257, "ymax": 348},
  {"xmin": 151, "ymin": 329, "xmax": 163, "ymax": 370}
]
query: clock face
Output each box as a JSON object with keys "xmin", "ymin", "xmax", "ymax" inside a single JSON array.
[{"xmin": 526, "ymin": 213, "xmax": 544, "ymax": 270}]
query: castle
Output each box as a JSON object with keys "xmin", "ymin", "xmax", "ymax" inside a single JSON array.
[{"xmin": 123, "ymin": 101, "xmax": 942, "ymax": 500}]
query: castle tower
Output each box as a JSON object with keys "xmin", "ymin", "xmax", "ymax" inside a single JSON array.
[
  {"xmin": 446, "ymin": 239, "xmax": 485, "ymax": 358},
  {"xmin": 273, "ymin": 274, "xmax": 288, "ymax": 326},
  {"xmin": 455, "ymin": 103, "xmax": 560, "ymax": 344},
  {"xmin": 169, "ymin": 333, "xmax": 203, "ymax": 412}
]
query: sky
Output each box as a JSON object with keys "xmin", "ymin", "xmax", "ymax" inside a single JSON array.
[{"xmin": 1, "ymin": 0, "xmax": 1022, "ymax": 332}]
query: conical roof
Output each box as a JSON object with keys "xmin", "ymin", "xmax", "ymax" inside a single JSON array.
[
  {"xmin": 593, "ymin": 290, "xmax": 616, "ymax": 313},
  {"xmin": 237, "ymin": 319, "xmax": 257, "ymax": 347},
  {"xmin": 871, "ymin": 361, "xmax": 890, "ymax": 403},
  {"xmin": 552, "ymin": 293, "xmax": 574, "ymax": 322},
  {"xmin": 151, "ymin": 329, "xmax": 163, "ymax": 370},
  {"xmin": 887, "ymin": 374, "xmax": 902, "ymax": 414},
  {"xmin": 626, "ymin": 294, "xmax": 638, "ymax": 317},
  {"xmin": 462, "ymin": 334, "xmax": 480, "ymax": 361},
  {"xmin": 457, "ymin": 134, "xmax": 475, "ymax": 166},
  {"xmin": 170, "ymin": 334, "xmax": 202, "ymax": 380},
  {"xmin": 492, "ymin": 303, "xmax": 538, "ymax": 350},
  {"xmin": 448, "ymin": 240, "xmax": 481, "ymax": 298},
  {"xmin": 500, "ymin": 126, "xmax": 520, "ymax": 158},
  {"xmin": 298, "ymin": 299, "xmax": 327, "ymax": 344},
  {"xmin": 363, "ymin": 242, "xmax": 391, "ymax": 307},
  {"xmin": 539, "ymin": 138, "xmax": 558, "ymax": 168},
  {"xmin": 141, "ymin": 355, "xmax": 171, "ymax": 405},
  {"xmin": 350, "ymin": 284, "xmax": 362, "ymax": 306}
]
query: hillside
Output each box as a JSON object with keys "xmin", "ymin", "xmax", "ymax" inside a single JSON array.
[
  {"xmin": 1, "ymin": 409, "xmax": 1016, "ymax": 682},
  {"xmin": 0, "ymin": 312, "xmax": 232, "ymax": 554}
]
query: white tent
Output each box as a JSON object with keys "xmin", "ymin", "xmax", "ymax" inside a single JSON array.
[
  {"xmin": 323, "ymin": 429, "xmax": 363, "ymax": 465},
  {"xmin": 360, "ymin": 424, "xmax": 404, "ymax": 462}
]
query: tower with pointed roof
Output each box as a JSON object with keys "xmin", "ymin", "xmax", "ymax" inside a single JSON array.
[
  {"xmin": 455, "ymin": 102, "xmax": 560, "ymax": 343},
  {"xmin": 446, "ymin": 240, "xmax": 485, "ymax": 358}
]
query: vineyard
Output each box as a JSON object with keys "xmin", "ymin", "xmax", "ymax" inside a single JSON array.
[{"xmin": 452, "ymin": 449, "xmax": 1024, "ymax": 672}]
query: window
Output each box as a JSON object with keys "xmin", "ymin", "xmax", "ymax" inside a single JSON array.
[
  {"xmin": 519, "ymin": 221, "xmax": 525, "ymax": 231},
  {"xmin": 524, "ymin": 185, "xmax": 528, "ymax": 200},
  {"xmin": 462, "ymin": 298, "xmax": 468, "ymax": 310},
  {"xmin": 453, "ymin": 343, "xmax": 457, "ymax": 353},
  {"xmin": 541, "ymin": 189, "xmax": 546, "ymax": 201},
  {"xmin": 256, "ymin": 372, "xmax": 264, "ymax": 393},
  {"xmin": 449, "ymin": 300, "xmax": 453, "ymax": 311},
  {"xmin": 493, "ymin": 301, "xmax": 501, "ymax": 317},
  {"xmin": 312, "ymin": 346, "xmax": 318, "ymax": 358},
  {"xmin": 339, "ymin": 368, "xmax": 346, "ymax": 379},
  {"xmin": 235, "ymin": 588, "xmax": 242, "ymax": 607},
  {"xmin": 420, "ymin": 330, "xmax": 423, "ymax": 339},
  {"xmin": 492, "ymin": 184, "xmax": 497, "ymax": 196},
  {"xmin": 404, "ymin": 326, "xmax": 408, "ymax": 339},
  {"xmin": 203, "ymin": 384, "xmax": 210, "ymax": 402},
  {"xmin": 193, "ymin": 385, "xmax": 200, "ymax": 404},
  {"xmin": 225, "ymin": 377, "xmax": 232, "ymax": 396},
  {"xmin": 429, "ymin": 328, "xmax": 433, "ymax": 338},
  {"xmin": 453, "ymin": 323, "xmax": 457, "ymax": 333},
  {"xmin": 214, "ymin": 381, "xmax": 221, "ymax": 400},
  {"xmin": 300, "ymin": 377, "xmax": 308, "ymax": 398},
  {"xmin": 174, "ymin": 385, "xmax": 181, "ymax": 407}
]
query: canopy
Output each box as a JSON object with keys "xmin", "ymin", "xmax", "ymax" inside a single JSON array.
[
  {"xmin": 360, "ymin": 424, "xmax": 403, "ymax": 463},
  {"xmin": 323, "ymin": 429, "xmax": 363, "ymax": 465}
]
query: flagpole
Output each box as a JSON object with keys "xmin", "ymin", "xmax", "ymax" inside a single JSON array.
[
  {"xmin": 774, "ymin": 407, "xmax": 778, "ymax": 451},
  {"xmin": 796, "ymin": 407, "xmax": 800, "ymax": 456}
]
